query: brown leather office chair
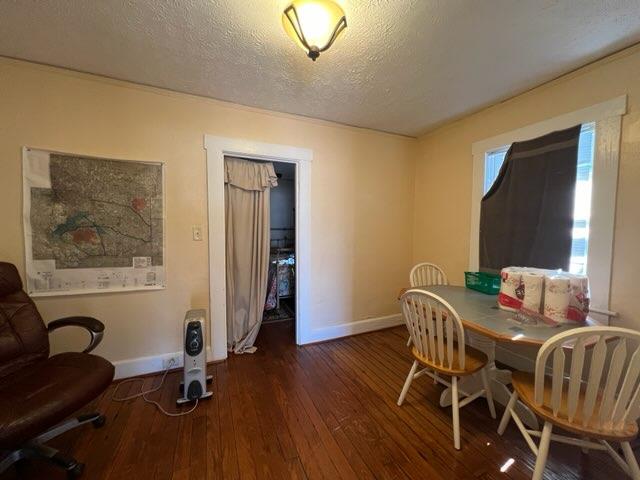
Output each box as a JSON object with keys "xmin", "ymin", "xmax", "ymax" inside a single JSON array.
[{"xmin": 0, "ymin": 262, "xmax": 115, "ymax": 479}]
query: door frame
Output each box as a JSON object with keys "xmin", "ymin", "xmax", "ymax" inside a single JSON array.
[{"xmin": 204, "ymin": 135, "xmax": 313, "ymax": 360}]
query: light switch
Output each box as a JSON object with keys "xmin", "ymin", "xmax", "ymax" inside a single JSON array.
[{"xmin": 192, "ymin": 225, "xmax": 203, "ymax": 241}]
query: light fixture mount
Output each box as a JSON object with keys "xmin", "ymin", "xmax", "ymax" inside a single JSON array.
[
  {"xmin": 307, "ymin": 45, "xmax": 321, "ymax": 61},
  {"xmin": 282, "ymin": 0, "xmax": 347, "ymax": 61}
]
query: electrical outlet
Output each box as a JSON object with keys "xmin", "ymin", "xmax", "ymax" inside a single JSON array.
[
  {"xmin": 192, "ymin": 225, "xmax": 203, "ymax": 241},
  {"xmin": 162, "ymin": 355, "xmax": 181, "ymax": 369}
]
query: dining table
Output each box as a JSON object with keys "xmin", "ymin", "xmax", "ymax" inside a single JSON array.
[{"xmin": 398, "ymin": 284, "xmax": 601, "ymax": 429}]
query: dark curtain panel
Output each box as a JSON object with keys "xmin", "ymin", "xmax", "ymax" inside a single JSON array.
[{"xmin": 479, "ymin": 124, "xmax": 581, "ymax": 273}]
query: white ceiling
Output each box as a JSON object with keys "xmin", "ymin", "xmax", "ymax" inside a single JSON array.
[{"xmin": 1, "ymin": 1, "xmax": 639, "ymax": 136}]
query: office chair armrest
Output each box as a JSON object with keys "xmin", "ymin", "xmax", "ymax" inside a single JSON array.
[{"xmin": 48, "ymin": 316, "xmax": 105, "ymax": 353}]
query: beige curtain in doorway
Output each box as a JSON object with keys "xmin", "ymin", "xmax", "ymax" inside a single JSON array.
[{"xmin": 224, "ymin": 157, "xmax": 278, "ymax": 354}]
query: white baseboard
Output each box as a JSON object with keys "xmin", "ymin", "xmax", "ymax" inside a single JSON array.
[
  {"xmin": 112, "ymin": 346, "xmax": 213, "ymax": 380},
  {"xmin": 113, "ymin": 314, "xmax": 403, "ymax": 378},
  {"xmin": 301, "ymin": 313, "xmax": 404, "ymax": 344}
]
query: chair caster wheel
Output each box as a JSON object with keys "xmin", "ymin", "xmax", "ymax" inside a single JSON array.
[
  {"xmin": 67, "ymin": 462, "xmax": 84, "ymax": 479},
  {"xmin": 92, "ymin": 415, "xmax": 106, "ymax": 428}
]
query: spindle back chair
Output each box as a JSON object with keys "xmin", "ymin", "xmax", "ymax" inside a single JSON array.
[
  {"xmin": 406, "ymin": 263, "xmax": 448, "ymax": 347},
  {"xmin": 397, "ymin": 289, "xmax": 495, "ymax": 449},
  {"xmin": 498, "ymin": 326, "xmax": 640, "ymax": 479}
]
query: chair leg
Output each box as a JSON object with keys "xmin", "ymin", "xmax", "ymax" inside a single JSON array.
[
  {"xmin": 532, "ymin": 421, "xmax": 553, "ymax": 480},
  {"xmin": 397, "ymin": 360, "xmax": 418, "ymax": 406},
  {"xmin": 406, "ymin": 336, "xmax": 412, "ymax": 347},
  {"xmin": 0, "ymin": 412, "xmax": 104, "ymax": 476},
  {"xmin": 497, "ymin": 390, "xmax": 519, "ymax": 435},
  {"xmin": 30, "ymin": 443, "xmax": 83, "ymax": 475},
  {"xmin": 0, "ymin": 444, "xmax": 84, "ymax": 477},
  {"xmin": 480, "ymin": 367, "xmax": 496, "ymax": 419},
  {"xmin": 452, "ymin": 376, "xmax": 461, "ymax": 450},
  {"xmin": 0, "ymin": 449, "xmax": 29, "ymax": 474},
  {"xmin": 35, "ymin": 412, "xmax": 104, "ymax": 444},
  {"xmin": 621, "ymin": 442, "xmax": 640, "ymax": 479}
]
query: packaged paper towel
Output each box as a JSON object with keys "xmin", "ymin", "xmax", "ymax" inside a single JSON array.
[
  {"xmin": 497, "ymin": 266, "xmax": 589, "ymax": 324},
  {"xmin": 498, "ymin": 267, "xmax": 523, "ymax": 312},
  {"xmin": 543, "ymin": 275, "xmax": 571, "ymax": 324},
  {"xmin": 521, "ymin": 272, "xmax": 544, "ymax": 312},
  {"xmin": 567, "ymin": 275, "xmax": 590, "ymax": 322}
]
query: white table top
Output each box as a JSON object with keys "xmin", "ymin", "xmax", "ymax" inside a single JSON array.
[{"xmin": 409, "ymin": 285, "xmax": 597, "ymax": 346}]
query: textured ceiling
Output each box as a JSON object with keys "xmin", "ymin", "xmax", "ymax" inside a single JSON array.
[{"xmin": 1, "ymin": 1, "xmax": 640, "ymax": 136}]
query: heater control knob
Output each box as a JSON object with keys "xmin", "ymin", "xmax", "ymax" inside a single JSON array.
[{"xmin": 185, "ymin": 321, "xmax": 203, "ymax": 356}]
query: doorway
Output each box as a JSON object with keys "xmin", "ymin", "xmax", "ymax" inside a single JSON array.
[
  {"xmin": 262, "ymin": 161, "xmax": 296, "ymax": 342},
  {"xmin": 204, "ymin": 136, "xmax": 312, "ymax": 361}
]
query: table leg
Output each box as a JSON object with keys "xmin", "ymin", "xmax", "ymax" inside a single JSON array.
[{"xmin": 438, "ymin": 332, "xmax": 539, "ymax": 430}]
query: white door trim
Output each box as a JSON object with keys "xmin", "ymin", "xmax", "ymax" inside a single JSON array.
[{"xmin": 204, "ymin": 135, "xmax": 313, "ymax": 361}]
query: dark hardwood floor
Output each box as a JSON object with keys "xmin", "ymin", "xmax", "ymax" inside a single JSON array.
[{"xmin": 2, "ymin": 323, "xmax": 626, "ymax": 479}]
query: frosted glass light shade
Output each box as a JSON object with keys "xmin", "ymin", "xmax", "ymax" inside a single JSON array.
[{"xmin": 282, "ymin": 0, "xmax": 347, "ymax": 61}]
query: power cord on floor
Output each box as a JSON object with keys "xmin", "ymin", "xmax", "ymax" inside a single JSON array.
[{"xmin": 111, "ymin": 358, "xmax": 199, "ymax": 417}]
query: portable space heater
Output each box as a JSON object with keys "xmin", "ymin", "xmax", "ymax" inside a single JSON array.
[{"xmin": 177, "ymin": 309, "xmax": 213, "ymax": 405}]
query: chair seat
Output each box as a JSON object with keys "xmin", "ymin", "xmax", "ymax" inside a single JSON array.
[
  {"xmin": 412, "ymin": 343, "xmax": 488, "ymax": 376},
  {"xmin": 0, "ymin": 352, "xmax": 114, "ymax": 449},
  {"xmin": 512, "ymin": 371, "xmax": 638, "ymax": 442}
]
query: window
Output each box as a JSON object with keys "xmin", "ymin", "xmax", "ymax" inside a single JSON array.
[
  {"xmin": 470, "ymin": 97, "xmax": 625, "ymax": 320},
  {"xmin": 483, "ymin": 123, "xmax": 595, "ymax": 275},
  {"xmin": 483, "ymin": 146, "xmax": 509, "ymax": 194}
]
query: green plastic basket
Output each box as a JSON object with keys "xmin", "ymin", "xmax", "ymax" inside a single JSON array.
[{"xmin": 464, "ymin": 271, "xmax": 501, "ymax": 295}]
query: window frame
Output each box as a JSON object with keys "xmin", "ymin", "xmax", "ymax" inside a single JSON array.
[{"xmin": 469, "ymin": 96, "xmax": 626, "ymax": 323}]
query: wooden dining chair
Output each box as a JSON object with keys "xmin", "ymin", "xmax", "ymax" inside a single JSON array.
[
  {"xmin": 409, "ymin": 262, "xmax": 448, "ymax": 288},
  {"xmin": 406, "ymin": 262, "xmax": 448, "ymax": 346},
  {"xmin": 497, "ymin": 326, "xmax": 640, "ymax": 480},
  {"xmin": 397, "ymin": 289, "xmax": 496, "ymax": 449}
]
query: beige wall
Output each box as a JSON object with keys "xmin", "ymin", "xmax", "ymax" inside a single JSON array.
[
  {"xmin": 0, "ymin": 58, "xmax": 416, "ymax": 364},
  {"xmin": 6, "ymin": 41, "xmax": 639, "ymax": 368},
  {"xmin": 413, "ymin": 45, "xmax": 640, "ymax": 330}
]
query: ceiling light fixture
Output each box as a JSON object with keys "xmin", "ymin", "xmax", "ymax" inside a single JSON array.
[{"xmin": 282, "ymin": 0, "xmax": 347, "ymax": 61}]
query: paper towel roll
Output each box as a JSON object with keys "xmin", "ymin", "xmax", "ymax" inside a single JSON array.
[
  {"xmin": 544, "ymin": 275, "xmax": 571, "ymax": 324},
  {"xmin": 499, "ymin": 267, "xmax": 522, "ymax": 312},
  {"xmin": 521, "ymin": 272, "xmax": 544, "ymax": 313},
  {"xmin": 567, "ymin": 276, "xmax": 590, "ymax": 322}
]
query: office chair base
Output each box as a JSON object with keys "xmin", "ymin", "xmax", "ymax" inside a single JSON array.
[{"xmin": 0, "ymin": 412, "xmax": 105, "ymax": 478}]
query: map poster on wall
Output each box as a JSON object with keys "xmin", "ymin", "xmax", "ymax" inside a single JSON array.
[{"xmin": 22, "ymin": 147, "xmax": 166, "ymax": 296}]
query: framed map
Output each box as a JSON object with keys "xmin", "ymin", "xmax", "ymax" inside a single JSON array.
[{"xmin": 22, "ymin": 147, "xmax": 165, "ymax": 296}]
